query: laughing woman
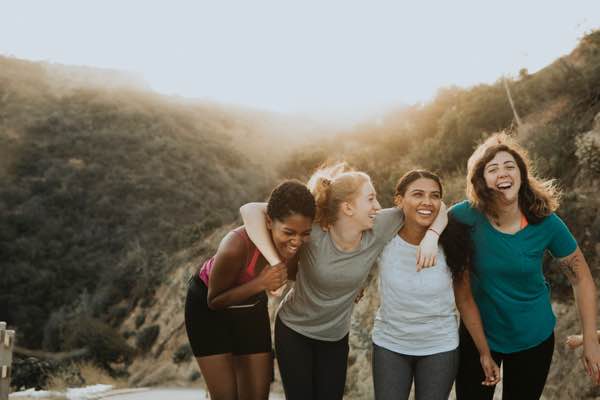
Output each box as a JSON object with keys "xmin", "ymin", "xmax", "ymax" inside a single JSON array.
[
  {"xmin": 453, "ymin": 134, "xmax": 600, "ymax": 400},
  {"xmin": 240, "ymin": 163, "xmax": 445, "ymax": 400},
  {"xmin": 184, "ymin": 180, "xmax": 315, "ymax": 400}
]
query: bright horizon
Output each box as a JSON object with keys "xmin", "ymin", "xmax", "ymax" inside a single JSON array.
[{"xmin": 1, "ymin": 1, "xmax": 599, "ymax": 122}]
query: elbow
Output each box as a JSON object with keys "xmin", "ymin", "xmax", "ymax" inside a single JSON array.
[{"xmin": 239, "ymin": 203, "xmax": 251, "ymax": 217}]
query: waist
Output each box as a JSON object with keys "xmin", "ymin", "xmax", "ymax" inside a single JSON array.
[{"xmin": 190, "ymin": 273, "xmax": 267, "ymax": 308}]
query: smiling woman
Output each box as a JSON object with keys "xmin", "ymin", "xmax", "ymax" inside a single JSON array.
[
  {"xmin": 239, "ymin": 162, "xmax": 447, "ymax": 400},
  {"xmin": 184, "ymin": 180, "xmax": 315, "ymax": 400},
  {"xmin": 453, "ymin": 133, "xmax": 600, "ymax": 399},
  {"xmin": 371, "ymin": 170, "xmax": 499, "ymax": 400}
]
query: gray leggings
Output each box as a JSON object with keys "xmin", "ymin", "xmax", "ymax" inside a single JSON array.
[{"xmin": 372, "ymin": 343, "xmax": 459, "ymax": 400}]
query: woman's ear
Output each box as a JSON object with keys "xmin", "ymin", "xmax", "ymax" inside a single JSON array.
[
  {"xmin": 341, "ymin": 201, "xmax": 354, "ymax": 217},
  {"xmin": 266, "ymin": 214, "xmax": 273, "ymax": 230},
  {"xmin": 394, "ymin": 195, "xmax": 403, "ymax": 208}
]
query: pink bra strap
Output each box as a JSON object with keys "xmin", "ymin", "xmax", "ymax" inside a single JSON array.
[{"xmin": 247, "ymin": 247, "xmax": 261, "ymax": 276}]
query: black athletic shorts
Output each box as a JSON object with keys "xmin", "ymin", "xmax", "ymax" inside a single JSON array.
[{"xmin": 184, "ymin": 274, "xmax": 272, "ymax": 357}]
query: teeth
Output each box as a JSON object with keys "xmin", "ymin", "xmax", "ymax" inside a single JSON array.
[{"xmin": 417, "ymin": 210, "xmax": 432, "ymax": 215}]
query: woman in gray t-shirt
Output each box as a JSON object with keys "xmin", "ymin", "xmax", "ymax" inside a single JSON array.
[{"xmin": 240, "ymin": 162, "xmax": 446, "ymax": 400}]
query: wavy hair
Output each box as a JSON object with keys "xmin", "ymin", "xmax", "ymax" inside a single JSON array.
[{"xmin": 466, "ymin": 133, "xmax": 560, "ymax": 223}]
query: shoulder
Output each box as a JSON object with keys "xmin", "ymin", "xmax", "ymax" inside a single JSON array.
[
  {"xmin": 449, "ymin": 200, "xmax": 479, "ymax": 225},
  {"xmin": 538, "ymin": 212, "xmax": 575, "ymax": 238},
  {"xmin": 536, "ymin": 213, "xmax": 571, "ymax": 233},
  {"xmin": 215, "ymin": 228, "xmax": 248, "ymax": 261},
  {"xmin": 374, "ymin": 207, "xmax": 404, "ymax": 226}
]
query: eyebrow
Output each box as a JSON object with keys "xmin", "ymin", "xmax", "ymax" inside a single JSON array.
[
  {"xmin": 487, "ymin": 160, "xmax": 516, "ymax": 168},
  {"xmin": 409, "ymin": 189, "xmax": 441, "ymax": 194}
]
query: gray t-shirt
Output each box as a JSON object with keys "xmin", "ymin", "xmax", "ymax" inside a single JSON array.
[{"xmin": 278, "ymin": 207, "xmax": 404, "ymax": 341}]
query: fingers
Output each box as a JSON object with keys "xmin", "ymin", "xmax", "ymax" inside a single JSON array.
[
  {"xmin": 582, "ymin": 356, "xmax": 593, "ymax": 378},
  {"xmin": 416, "ymin": 255, "xmax": 438, "ymax": 271},
  {"xmin": 565, "ymin": 334, "xmax": 583, "ymax": 349},
  {"xmin": 592, "ymin": 363, "xmax": 600, "ymax": 383},
  {"xmin": 481, "ymin": 366, "xmax": 500, "ymax": 386}
]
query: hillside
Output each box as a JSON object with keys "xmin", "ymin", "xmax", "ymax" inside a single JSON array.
[{"xmin": 0, "ymin": 56, "xmax": 337, "ymax": 352}]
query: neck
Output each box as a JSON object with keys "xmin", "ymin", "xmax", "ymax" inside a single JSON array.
[
  {"xmin": 329, "ymin": 217, "xmax": 364, "ymax": 251},
  {"xmin": 491, "ymin": 200, "xmax": 521, "ymax": 226},
  {"xmin": 399, "ymin": 220, "xmax": 427, "ymax": 246}
]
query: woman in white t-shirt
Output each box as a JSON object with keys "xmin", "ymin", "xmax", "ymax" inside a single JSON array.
[{"xmin": 372, "ymin": 170, "xmax": 500, "ymax": 400}]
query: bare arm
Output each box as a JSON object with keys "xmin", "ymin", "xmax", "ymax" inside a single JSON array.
[
  {"xmin": 454, "ymin": 271, "xmax": 501, "ymax": 385},
  {"xmin": 558, "ymin": 247, "xmax": 600, "ymax": 383},
  {"xmin": 207, "ymin": 232, "xmax": 286, "ymax": 310},
  {"xmin": 417, "ymin": 202, "xmax": 448, "ymax": 269},
  {"xmin": 240, "ymin": 202, "xmax": 282, "ymax": 265}
]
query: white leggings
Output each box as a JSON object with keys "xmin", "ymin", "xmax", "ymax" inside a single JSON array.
[{"xmin": 372, "ymin": 342, "xmax": 459, "ymax": 400}]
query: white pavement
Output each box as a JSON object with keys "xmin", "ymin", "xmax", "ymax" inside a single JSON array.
[{"xmin": 102, "ymin": 388, "xmax": 285, "ymax": 400}]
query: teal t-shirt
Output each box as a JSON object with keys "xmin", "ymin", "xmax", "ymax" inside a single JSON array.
[{"xmin": 450, "ymin": 200, "xmax": 577, "ymax": 353}]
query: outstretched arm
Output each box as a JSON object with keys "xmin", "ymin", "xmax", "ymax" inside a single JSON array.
[
  {"xmin": 240, "ymin": 202, "xmax": 282, "ymax": 266},
  {"xmin": 416, "ymin": 202, "xmax": 448, "ymax": 270},
  {"xmin": 558, "ymin": 247, "xmax": 600, "ymax": 384},
  {"xmin": 454, "ymin": 271, "xmax": 501, "ymax": 386}
]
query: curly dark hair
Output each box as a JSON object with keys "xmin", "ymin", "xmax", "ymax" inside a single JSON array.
[
  {"xmin": 267, "ymin": 179, "xmax": 316, "ymax": 222},
  {"xmin": 439, "ymin": 215, "xmax": 473, "ymax": 282}
]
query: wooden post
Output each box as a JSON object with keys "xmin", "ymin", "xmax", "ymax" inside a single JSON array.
[
  {"xmin": 503, "ymin": 77, "xmax": 522, "ymax": 131},
  {"xmin": 0, "ymin": 322, "xmax": 15, "ymax": 400}
]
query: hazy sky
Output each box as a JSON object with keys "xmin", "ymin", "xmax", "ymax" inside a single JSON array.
[{"xmin": 1, "ymin": 1, "xmax": 599, "ymax": 118}]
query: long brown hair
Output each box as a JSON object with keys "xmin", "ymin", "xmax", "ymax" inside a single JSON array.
[{"xmin": 466, "ymin": 133, "xmax": 560, "ymax": 223}]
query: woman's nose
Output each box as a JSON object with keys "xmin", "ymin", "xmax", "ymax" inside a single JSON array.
[{"xmin": 374, "ymin": 199, "xmax": 382, "ymax": 210}]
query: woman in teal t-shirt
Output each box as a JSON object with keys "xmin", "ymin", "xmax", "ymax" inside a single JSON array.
[{"xmin": 453, "ymin": 133, "xmax": 600, "ymax": 399}]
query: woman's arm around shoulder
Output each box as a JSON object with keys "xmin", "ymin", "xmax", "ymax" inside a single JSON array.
[
  {"xmin": 417, "ymin": 202, "xmax": 448, "ymax": 270},
  {"xmin": 448, "ymin": 200, "xmax": 478, "ymax": 226},
  {"xmin": 240, "ymin": 202, "xmax": 282, "ymax": 266}
]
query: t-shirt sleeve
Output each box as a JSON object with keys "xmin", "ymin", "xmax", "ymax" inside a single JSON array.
[
  {"xmin": 373, "ymin": 207, "xmax": 404, "ymax": 242},
  {"xmin": 547, "ymin": 214, "xmax": 577, "ymax": 258},
  {"xmin": 448, "ymin": 200, "xmax": 478, "ymax": 227}
]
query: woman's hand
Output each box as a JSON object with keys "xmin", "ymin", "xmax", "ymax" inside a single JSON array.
[
  {"xmin": 259, "ymin": 262, "xmax": 287, "ymax": 291},
  {"xmin": 416, "ymin": 202, "xmax": 447, "ymax": 270},
  {"xmin": 479, "ymin": 353, "xmax": 501, "ymax": 386},
  {"xmin": 566, "ymin": 334, "xmax": 583, "ymax": 349},
  {"xmin": 582, "ymin": 338, "xmax": 600, "ymax": 385}
]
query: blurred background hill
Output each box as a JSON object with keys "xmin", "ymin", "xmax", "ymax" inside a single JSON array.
[{"xmin": 2, "ymin": 30, "xmax": 600, "ymax": 399}]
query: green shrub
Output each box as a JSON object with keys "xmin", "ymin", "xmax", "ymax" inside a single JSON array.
[
  {"xmin": 172, "ymin": 344, "xmax": 193, "ymax": 364},
  {"xmin": 136, "ymin": 325, "xmax": 160, "ymax": 352}
]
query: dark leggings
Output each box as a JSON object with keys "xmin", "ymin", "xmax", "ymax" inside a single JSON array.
[
  {"xmin": 456, "ymin": 324, "xmax": 555, "ymax": 400},
  {"xmin": 274, "ymin": 316, "xmax": 349, "ymax": 400}
]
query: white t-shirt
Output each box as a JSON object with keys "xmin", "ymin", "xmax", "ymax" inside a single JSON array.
[{"xmin": 372, "ymin": 235, "xmax": 459, "ymax": 355}]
